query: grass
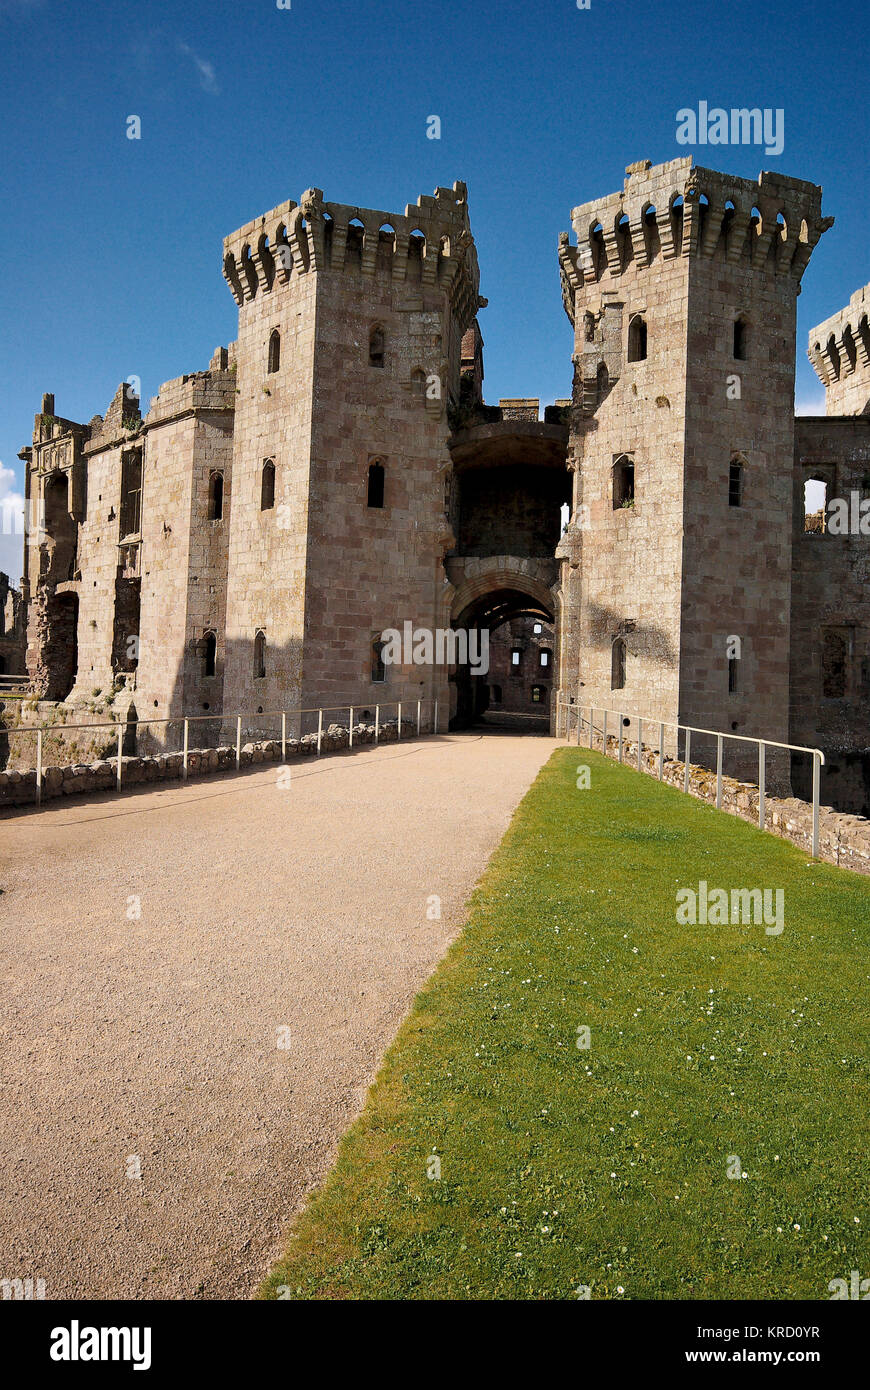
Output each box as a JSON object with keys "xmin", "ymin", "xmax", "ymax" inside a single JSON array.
[{"xmin": 260, "ymin": 747, "xmax": 868, "ymax": 1300}]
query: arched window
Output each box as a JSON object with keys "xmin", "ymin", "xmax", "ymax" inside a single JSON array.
[
  {"xmin": 612, "ymin": 456, "xmax": 635, "ymax": 509},
  {"xmin": 531, "ymin": 685, "xmax": 547, "ymax": 704},
  {"xmin": 411, "ymin": 368, "xmax": 427, "ymax": 401},
  {"xmin": 729, "ymin": 457, "xmax": 744, "ymax": 507},
  {"xmin": 208, "ymin": 471, "xmax": 224, "ymax": 521},
  {"xmin": 367, "ymin": 460, "xmax": 385, "ymax": 509},
  {"xmin": 627, "ymin": 314, "xmax": 648, "ymax": 362},
  {"xmin": 253, "ymin": 629, "xmax": 266, "ymax": 680},
  {"xmin": 261, "ymin": 459, "xmax": 276, "ymax": 510},
  {"xmin": 611, "ymin": 637, "xmax": 626, "ymax": 690},
  {"xmin": 203, "ymin": 631, "xmax": 217, "ymax": 678},
  {"xmin": 733, "ymin": 316, "xmax": 749, "ymax": 360},
  {"xmin": 267, "ymin": 329, "xmax": 280, "ymax": 373},
  {"xmin": 371, "ymin": 635, "xmax": 386, "ymax": 683},
  {"xmin": 369, "ymin": 325, "xmax": 385, "ymax": 368}
]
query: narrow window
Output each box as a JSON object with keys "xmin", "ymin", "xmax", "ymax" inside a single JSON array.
[
  {"xmin": 367, "ymin": 460, "xmax": 385, "ymax": 509},
  {"xmin": 267, "ymin": 329, "xmax": 280, "ymax": 373},
  {"xmin": 119, "ymin": 449, "xmax": 143, "ymax": 537},
  {"xmin": 613, "ymin": 456, "xmax": 635, "ymax": 509},
  {"xmin": 533, "ymin": 622, "xmax": 542, "ymax": 635},
  {"xmin": 804, "ymin": 476, "xmax": 827, "ymax": 534},
  {"xmin": 627, "ymin": 314, "xmax": 648, "ymax": 362},
  {"xmin": 729, "ymin": 458, "xmax": 743, "ymax": 507},
  {"xmin": 369, "ymin": 325, "xmax": 385, "ymax": 368},
  {"xmin": 511, "ymin": 649, "xmax": 521, "ymax": 668},
  {"xmin": 540, "ymin": 649, "xmax": 551, "ymax": 668},
  {"xmin": 411, "ymin": 368, "xmax": 427, "ymax": 401},
  {"xmin": 261, "ymin": 459, "xmax": 276, "ymax": 511},
  {"xmin": 728, "ymin": 656, "xmax": 739, "ymax": 693},
  {"xmin": 611, "ymin": 637, "xmax": 626, "ymax": 690},
  {"xmin": 203, "ymin": 631, "xmax": 217, "ymax": 678},
  {"xmin": 733, "ymin": 316, "xmax": 748, "ymax": 360},
  {"xmin": 253, "ymin": 629, "xmax": 266, "ymax": 680},
  {"xmin": 208, "ymin": 471, "xmax": 224, "ymax": 521},
  {"xmin": 531, "ymin": 685, "xmax": 545, "ymax": 703},
  {"xmin": 371, "ymin": 635, "xmax": 386, "ymax": 683}
]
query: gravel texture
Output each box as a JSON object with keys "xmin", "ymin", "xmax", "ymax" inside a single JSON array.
[{"xmin": 0, "ymin": 731, "xmax": 555, "ymax": 1299}]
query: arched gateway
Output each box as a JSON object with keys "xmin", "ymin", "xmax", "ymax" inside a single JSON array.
[{"xmin": 442, "ymin": 412, "xmax": 569, "ymax": 730}]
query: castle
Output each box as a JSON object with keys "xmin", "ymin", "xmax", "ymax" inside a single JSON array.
[{"xmin": 13, "ymin": 158, "xmax": 870, "ymax": 809}]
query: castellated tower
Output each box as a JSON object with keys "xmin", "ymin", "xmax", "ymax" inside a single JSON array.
[
  {"xmin": 808, "ymin": 284, "xmax": 870, "ymax": 416},
  {"xmin": 220, "ymin": 182, "xmax": 482, "ymax": 722},
  {"xmin": 558, "ymin": 157, "xmax": 831, "ymax": 778}
]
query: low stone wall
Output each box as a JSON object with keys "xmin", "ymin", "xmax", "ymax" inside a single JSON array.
[
  {"xmin": 0, "ymin": 721, "xmax": 403, "ymax": 811},
  {"xmin": 592, "ymin": 733, "xmax": 870, "ymax": 876}
]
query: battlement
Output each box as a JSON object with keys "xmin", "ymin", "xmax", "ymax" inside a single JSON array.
[
  {"xmin": 221, "ymin": 181, "xmax": 481, "ymax": 332},
  {"xmin": 559, "ymin": 157, "xmax": 832, "ymax": 320},
  {"xmin": 808, "ymin": 283, "xmax": 870, "ymax": 414}
]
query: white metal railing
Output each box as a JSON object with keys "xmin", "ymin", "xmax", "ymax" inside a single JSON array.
[
  {"xmin": 2, "ymin": 698, "xmax": 442, "ymax": 808},
  {"xmin": 557, "ymin": 699, "xmax": 825, "ymax": 859}
]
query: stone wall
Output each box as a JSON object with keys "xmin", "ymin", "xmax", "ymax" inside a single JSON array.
[
  {"xmin": 0, "ymin": 719, "xmax": 406, "ymax": 810},
  {"xmin": 579, "ymin": 727, "xmax": 870, "ymax": 876}
]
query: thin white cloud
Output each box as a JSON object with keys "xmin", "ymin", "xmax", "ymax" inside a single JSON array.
[{"xmin": 177, "ymin": 41, "xmax": 219, "ymax": 95}]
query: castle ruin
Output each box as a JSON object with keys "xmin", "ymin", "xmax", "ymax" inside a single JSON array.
[{"xmin": 12, "ymin": 159, "xmax": 870, "ymax": 810}]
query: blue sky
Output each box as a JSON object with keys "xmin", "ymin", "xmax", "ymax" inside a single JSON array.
[{"xmin": 1, "ymin": 0, "xmax": 867, "ymax": 578}]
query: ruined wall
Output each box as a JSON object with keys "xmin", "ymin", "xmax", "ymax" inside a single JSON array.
[
  {"xmin": 486, "ymin": 615, "xmax": 554, "ymax": 715},
  {"xmin": 789, "ymin": 415, "xmax": 870, "ymax": 811},
  {"xmin": 808, "ymin": 283, "xmax": 870, "ymax": 416},
  {"xmin": 135, "ymin": 364, "xmax": 235, "ymax": 728}
]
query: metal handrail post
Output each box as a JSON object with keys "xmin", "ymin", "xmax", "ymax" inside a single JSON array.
[
  {"xmin": 637, "ymin": 717, "xmax": 642, "ymax": 772},
  {"xmin": 349, "ymin": 707, "xmax": 354, "ymax": 749},
  {"xmin": 317, "ymin": 708, "xmax": 323, "ymax": 755},
  {"xmin": 716, "ymin": 735, "xmax": 723, "ymax": 809},
  {"xmin": 602, "ymin": 708, "xmax": 608, "ymax": 756},
  {"xmin": 375, "ymin": 705, "xmax": 380, "ymax": 743},
  {"xmin": 281, "ymin": 712, "xmax": 286, "ymax": 760},
  {"xmin": 398, "ymin": 702, "xmax": 402, "ymax": 739},
  {"xmin": 36, "ymin": 728, "xmax": 42, "ymax": 807},
  {"xmin": 417, "ymin": 699, "xmax": 421, "ymax": 736},
  {"xmin": 117, "ymin": 725, "xmax": 123, "ymax": 791},
  {"xmin": 758, "ymin": 743, "xmax": 766, "ymax": 830},
  {"xmin": 433, "ymin": 700, "xmax": 438, "ymax": 735},
  {"xmin": 683, "ymin": 727, "xmax": 691, "ymax": 794},
  {"xmin": 618, "ymin": 715, "xmax": 624, "ymax": 763},
  {"xmin": 182, "ymin": 719, "xmax": 189, "ymax": 780},
  {"xmin": 236, "ymin": 716, "xmax": 242, "ymax": 769},
  {"xmin": 659, "ymin": 722, "xmax": 665, "ymax": 780},
  {"xmin": 812, "ymin": 753, "xmax": 820, "ymax": 859}
]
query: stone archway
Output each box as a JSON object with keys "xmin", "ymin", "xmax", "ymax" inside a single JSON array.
[{"xmin": 447, "ymin": 564, "xmax": 558, "ymax": 730}]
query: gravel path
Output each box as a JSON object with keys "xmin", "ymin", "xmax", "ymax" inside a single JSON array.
[{"xmin": 0, "ymin": 732, "xmax": 555, "ymax": 1300}]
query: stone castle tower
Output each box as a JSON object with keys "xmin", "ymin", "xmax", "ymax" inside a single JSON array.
[
  {"xmin": 557, "ymin": 157, "xmax": 832, "ymax": 778},
  {"xmin": 219, "ymin": 182, "xmax": 481, "ymax": 720}
]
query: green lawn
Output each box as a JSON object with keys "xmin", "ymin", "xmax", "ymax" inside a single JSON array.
[{"xmin": 261, "ymin": 747, "xmax": 868, "ymax": 1300}]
